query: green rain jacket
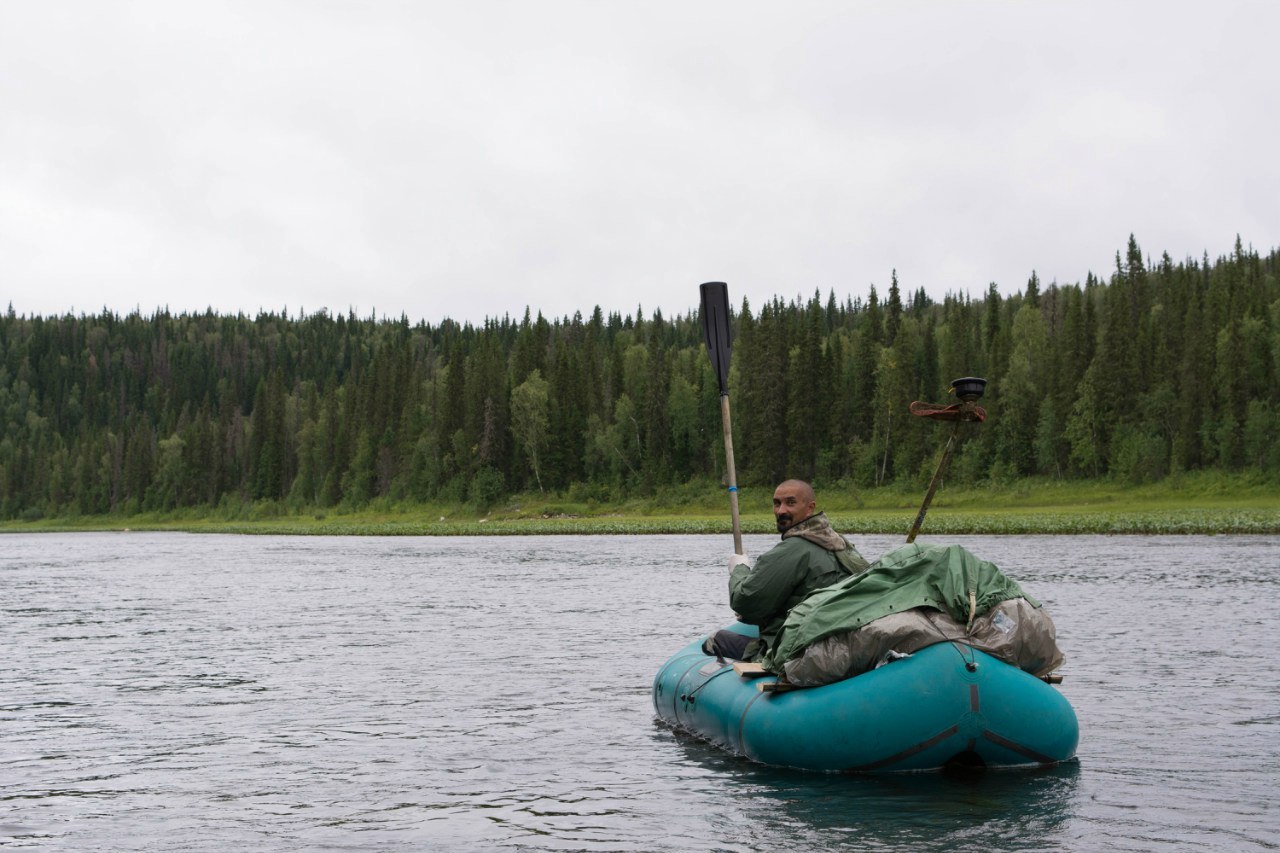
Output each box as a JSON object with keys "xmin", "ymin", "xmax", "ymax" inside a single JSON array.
[
  {"xmin": 729, "ymin": 512, "xmax": 870, "ymax": 657},
  {"xmin": 761, "ymin": 542, "xmax": 1037, "ymax": 671}
]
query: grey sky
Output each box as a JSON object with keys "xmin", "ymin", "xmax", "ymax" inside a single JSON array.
[{"xmin": 2, "ymin": 1, "xmax": 1275, "ymax": 326}]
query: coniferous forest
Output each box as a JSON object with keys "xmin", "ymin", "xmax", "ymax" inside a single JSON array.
[{"xmin": 2, "ymin": 236, "xmax": 1277, "ymax": 521}]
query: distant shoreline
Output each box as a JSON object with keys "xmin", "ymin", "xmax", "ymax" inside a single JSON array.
[
  {"xmin": 6, "ymin": 473, "xmax": 1277, "ymax": 536},
  {"xmin": 5, "ymin": 510, "xmax": 1277, "ymax": 537}
]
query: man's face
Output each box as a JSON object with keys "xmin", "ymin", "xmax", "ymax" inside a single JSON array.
[{"xmin": 773, "ymin": 483, "xmax": 815, "ymax": 533}]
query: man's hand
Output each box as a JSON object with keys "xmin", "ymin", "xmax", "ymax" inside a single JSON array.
[{"xmin": 728, "ymin": 553, "xmax": 751, "ymax": 571}]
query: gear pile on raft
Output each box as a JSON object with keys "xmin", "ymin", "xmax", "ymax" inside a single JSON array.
[{"xmin": 766, "ymin": 541, "xmax": 1064, "ymax": 687}]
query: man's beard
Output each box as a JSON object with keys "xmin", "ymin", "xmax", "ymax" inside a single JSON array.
[{"xmin": 775, "ymin": 514, "xmax": 792, "ymax": 533}]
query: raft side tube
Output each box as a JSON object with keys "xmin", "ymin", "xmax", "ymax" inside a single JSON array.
[{"xmin": 653, "ymin": 631, "xmax": 1078, "ymax": 772}]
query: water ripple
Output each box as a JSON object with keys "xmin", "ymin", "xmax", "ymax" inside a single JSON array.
[{"xmin": 1, "ymin": 532, "xmax": 1278, "ymax": 850}]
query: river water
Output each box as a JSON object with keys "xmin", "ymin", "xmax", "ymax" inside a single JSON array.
[{"xmin": 2, "ymin": 532, "xmax": 1277, "ymax": 851}]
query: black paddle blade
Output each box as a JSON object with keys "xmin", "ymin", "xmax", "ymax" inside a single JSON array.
[{"xmin": 699, "ymin": 281, "xmax": 732, "ymax": 396}]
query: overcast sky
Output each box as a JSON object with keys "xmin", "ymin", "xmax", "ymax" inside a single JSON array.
[{"xmin": 2, "ymin": 1, "xmax": 1276, "ymax": 326}]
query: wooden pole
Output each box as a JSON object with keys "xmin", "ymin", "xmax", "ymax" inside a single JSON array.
[
  {"xmin": 721, "ymin": 394, "xmax": 744, "ymax": 555},
  {"xmin": 906, "ymin": 423, "xmax": 958, "ymax": 543}
]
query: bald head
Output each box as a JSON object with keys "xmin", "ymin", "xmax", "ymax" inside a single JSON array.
[{"xmin": 772, "ymin": 479, "xmax": 816, "ymax": 533}]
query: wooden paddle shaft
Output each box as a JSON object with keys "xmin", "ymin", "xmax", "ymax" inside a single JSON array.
[
  {"xmin": 906, "ymin": 423, "xmax": 959, "ymax": 543},
  {"xmin": 720, "ymin": 394, "xmax": 744, "ymax": 555}
]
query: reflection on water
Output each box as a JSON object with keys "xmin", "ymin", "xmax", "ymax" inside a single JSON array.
[
  {"xmin": 1, "ymin": 532, "xmax": 1278, "ymax": 851},
  {"xmin": 663, "ymin": 723, "xmax": 1082, "ymax": 852}
]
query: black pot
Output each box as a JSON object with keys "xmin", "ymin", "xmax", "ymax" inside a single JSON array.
[{"xmin": 951, "ymin": 377, "xmax": 987, "ymax": 401}]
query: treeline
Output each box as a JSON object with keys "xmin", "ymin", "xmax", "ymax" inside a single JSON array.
[{"xmin": 1, "ymin": 236, "xmax": 1277, "ymax": 520}]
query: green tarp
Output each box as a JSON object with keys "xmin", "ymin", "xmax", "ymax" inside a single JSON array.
[{"xmin": 762, "ymin": 542, "xmax": 1038, "ymax": 671}]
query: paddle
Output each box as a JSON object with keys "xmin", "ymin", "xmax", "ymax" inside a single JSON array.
[{"xmin": 699, "ymin": 281, "xmax": 744, "ymax": 556}]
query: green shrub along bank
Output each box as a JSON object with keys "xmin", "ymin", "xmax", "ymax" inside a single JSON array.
[{"xmin": 5, "ymin": 472, "xmax": 1277, "ymax": 536}]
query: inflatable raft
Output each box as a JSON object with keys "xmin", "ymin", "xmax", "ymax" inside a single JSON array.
[{"xmin": 652, "ymin": 623, "xmax": 1079, "ymax": 772}]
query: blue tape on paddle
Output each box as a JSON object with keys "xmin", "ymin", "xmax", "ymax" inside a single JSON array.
[{"xmin": 727, "ymin": 486, "xmax": 738, "ymax": 492}]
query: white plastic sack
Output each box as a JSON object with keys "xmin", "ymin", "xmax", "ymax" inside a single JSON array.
[{"xmin": 781, "ymin": 598, "xmax": 1064, "ymax": 687}]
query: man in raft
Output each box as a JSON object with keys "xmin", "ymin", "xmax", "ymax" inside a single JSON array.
[{"xmin": 704, "ymin": 479, "xmax": 869, "ymax": 661}]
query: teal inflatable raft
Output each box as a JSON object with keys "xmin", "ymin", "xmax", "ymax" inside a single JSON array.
[{"xmin": 652, "ymin": 623, "xmax": 1079, "ymax": 772}]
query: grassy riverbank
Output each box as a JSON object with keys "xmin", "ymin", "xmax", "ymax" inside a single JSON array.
[{"xmin": 3, "ymin": 472, "xmax": 1277, "ymax": 536}]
